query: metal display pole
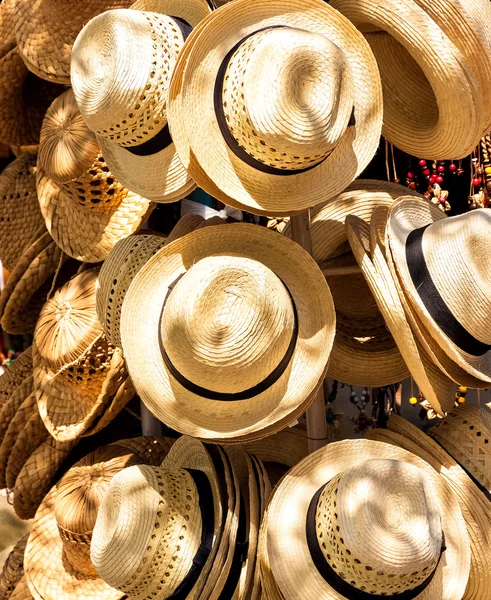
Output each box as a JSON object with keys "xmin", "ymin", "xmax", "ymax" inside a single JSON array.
[{"xmin": 290, "ymin": 211, "xmax": 328, "ymax": 453}]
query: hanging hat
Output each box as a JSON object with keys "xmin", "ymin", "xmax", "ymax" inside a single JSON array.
[
  {"xmin": 9, "ymin": 577, "xmax": 33, "ymax": 600},
  {"xmin": 346, "ymin": 212, "xmax": 456, "ymax": 414},
  {"xmin": 0, "ymin": 533, "xmax": 28, "ymax": 600},
  {"xmin": 330, "ymin": 0, "xmax": 491, "ymax": 159},
  {"xmin": 91, "ymin": 436, "xmax": 225, "ymax": 600},
  {"xmin": 0, "ymin": 346, "xmax": 33, "ymax": 409},
  {"xmin": 242, "ymin": 424, "xmax": 308, "ymax": 468},
  {"xmin": 71, "ymin": 2, "xmax": 211, "ymax": 203},
  {"xmin": 0, "ymin": 155, "xmax": 44, "ymax": 272},
  {"xmin": 261, "ymin": 438, "xmax": 471, "ymax": 600},
  {"xmin": 388, "ymin": 201, "xmax": 491, "ymax": 383},
  {"xmin": 167, "ymin": 0, "xmax": 383, "ymax": 216},
  {"xmin": 120, "ymin": 222, "xmax": 335, "ymax": 441},
  {"xmin": 24, "ymin": 441, "xmax": 171, "ymax": 600},
  {"xmin": 33, "ymin": 269, "xmax": 133, "ymax": 441},
  {"xmin": 36, "ymin": 89, "xmax": 155, "ymax": 263},
  {"xmin": 0, "ymin": 376, "xmax": 34, "ymax": 462}
]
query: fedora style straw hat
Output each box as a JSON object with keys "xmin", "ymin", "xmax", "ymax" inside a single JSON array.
[
  {"xmin": 120, "ymin": 223, "xmax": 335, "ymax": 441},
  {"xmin": 0, "ymin": 346, "xmax": 33, "ymax": 408},
  {"xmin": 36, "ymin": 90, "xmax": 155, "ymax": 263},
  {"xmin": 261, "ymin": 438, "xmax": 471, "ymax": 600},
  {"xmin": 387, "ymin": 201, "xmax": 491, "ymax": 384},
  {"xmin": 33, "ymin": 269, "xmax": 132, "ymax": 441},
  {"xmin": 330, "ymin": 0, "xmax": 491, "ymax": 159},
  {"xmin": 0, "ymin": 533, "xmax": 28, "ymax": 600},
  {"xmin": 71, "ymin": 1, "xmax": 211, "ymax": 203},
  {"xmin": 167, "ymin": 0, "xmax": 383, "ymax": 216},
  {"xmin": 91, "ymin": 436, "xmax": 225, "ymax": 600},
  {"xmin": 0, "ymin": 155, "xmax": 44, "ymax": 272},
  {"xmin": 24, "ymin": 440, "xmax": 172, "ymax": 600},
  {"xmin": 346, "ymin": 213, "xmax": 456, "ymax": 415}
]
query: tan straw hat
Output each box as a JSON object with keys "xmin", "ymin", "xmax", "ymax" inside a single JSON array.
[
  {"xmin": 242, "ymin": 424, "xmax": 308, "ymax": 468},
  {"xmin": 120, "ymin": 223, "xmax": 335, "ymax": 441},
  {"xmin": 346, "ymin": 212, "xmax": 456, "ymax": 415},
  {"xmin": 33, "ymin": 269, "xmax": 132, "ymax": 441},
  {"xmin": 167, "ymin": 0, "xmax": 383, "ymax": 216},
  {"xmin": 330, "ymin": 0, "xmax": 491, "ymax": 159},
  {"xmin": 36, "ymin": 89, "xmax": 155, "ymax": 263},
  {"xmin": 388, "ymin": 201, "xmax": 491, "ymax": 383},
  {"xmin": 0, "ymin": 533, "xmax": 28, "ymax": 600},
  {"xmin": 0, "ymin": 377, "xmax": 34, "ymax": 468},
  {"xmin": 71, "ymin": 2, "xmax": 211, "ymax": 203},
  {"xmin": 0, "ymin": 346, "xmax": 33, "ymax": 409},
  {"xmin": 261, "ymin": 438, "xmax": 471, "ymax": 600},
  {"xmin": 9, "ymin": 577, "xmax": 33, "ymax": 600}
]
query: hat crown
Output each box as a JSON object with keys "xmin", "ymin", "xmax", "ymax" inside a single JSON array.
[
  {"xmin": 221, "ymin": 27, "xmax": 354, "ymax": 171},
  {"xmin": 160, "ymin": 256, "xmax": 296, "ymax": 394},
  {"xmin": 91, "ymin": 465, "xmax": 202, "ymax": 598},
  {"xmin": 315, "ymin": 459, "xmax": 442, "ymax": 594},
  {"xmin": 72, "ymin": 9, "xmax": 186, "ymax": 147}
]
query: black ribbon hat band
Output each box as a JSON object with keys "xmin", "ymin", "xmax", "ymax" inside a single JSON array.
[{"xmin": 405, "ymin": 224, "xmax": 491, "ymax": 357}]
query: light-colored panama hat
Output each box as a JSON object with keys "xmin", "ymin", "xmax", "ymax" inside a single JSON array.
[
  {"xmin": 0, "ymin": 346, "xmax": 32, "ymax": 409},
  {"xmin": 120, "ymin": 223, "xmax": 335, "ymax": 441},
  {"xmin": 91, "ymin": 436, "xmax": 225, "ymax": 600},
  {"xmin": 388, "ymin": 201, "xmax": 491, "ymax": 384},
  {"xmin": 330, "ymin": 0, "xmax": 491, "ymax": 159},
  {"xmin": 286, "ymin": 180, "xmax": 416, "ymax": 386},
  {"xmin": 0, "ymin": 533, "xmax": 28, "ymax": 600},
  {"xmin": 167, "ymin": 0, "xmax": 383, "ymax": 216},
  {"xmin": 71, "ymin": 2, "xmax": 211, "ymax": 203},
  {"xmin": 261, "ymin": 438, "xmax": 471, "ymax": 600},
  {"xmin": 36, "ymin": 89, "xmax": 155, "ymax": 263},
  {"xmin": 24, "ymin": 440, "xmax": 171, "ymax": 600},
  {"xmin": 367, "ymin": 415, "xmax": 491, "ymax": 600},
  {"xmin": 33, "ymin": 269, "xmax": 133, "ymax": 441},
  {"xmin": 0, "ymin": 155, "xmax": 44, "ymax": 272},
  {"xmin": 346, "ymin": 213, "xmax": 456, "ymax": 415}
]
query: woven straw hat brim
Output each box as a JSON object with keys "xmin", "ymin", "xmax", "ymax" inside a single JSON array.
[
  {"xmin": 33, "ymin": 343, "xmax": 128, "ymax": 442},
  {"xmin": 388, "ymin": 198, "xmax": 491, "ymax": 383},
  {"xmin": 0, "ymin": 376, "xmax": 33, "ymax": 455},
  {"xmin": 167, "ymin": 0, "xmax": 383, "ymax": 216},
  {"xmin": 346, "ymin": 214, "xmax": 455, "ymax": 415},
  {"xmin": 120, "ymin": 222, "xmax": 335, "ymax": 441},
  {"xmin": 330, "ymin": 0, "xmax": 491, "ymax": 159},
  {"xmin": 130, "ymin": 0, "xmax": 212, "ymax": 24},
  {"xmin": 0, "ymin": 347, "xmax": 33, "ymax": 410},
  {"xmin": 82, "ymin": 376, "xmax": 135, "ymax": 437},
  {"xmin": 263, "ymin": 438, "xmax": 470, "ymax": 600},
  {"xmin": 24, "ymin": 488, "xmax": 124, "ymax": 600},
  {"xmin": 36, "ymin": 168, "xmax": 155, "ymax": 263},
  {"xmin": 161, "ymin": 437, "xmax": 225, "ymax": 600},
  {"xmin": 367, "ymin": 420, "xmax": 491, "ymax": 600},
  {"xmin": 242, "ymin": 425, "xmax": 308, "ymax": 468},
  {"xmin": 0, "ymin": 533, "xmax": 29, "ymax": 600},
  {"xmin": 10, "ymin": 576, "xmax": 34, "ymax": 600}
]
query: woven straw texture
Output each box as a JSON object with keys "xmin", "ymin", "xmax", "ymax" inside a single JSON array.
[
  {"xmin": 0, "ymin": 376, "xmax": 33, "ymax": 454},
  {"xmin": 0, "ymin": 347, "xmax": 32, "ymax": 410},
  {"xmin": 9, "ymin": 577, "xmax": 33, "ymax": 600},
  {"xmin": 120, "ymin": 223, "xmax": 335, "ymax": 442},
  {"xmin": 0, "ymin": 533, "xmax": 28, "ymax": 600},
  {"xmin": 110, "ymin": 435, "xmax": 175, "ymax": 465},
  {"xmin": 242, "ymin": 425, "xmax": 308, "ymax": 468},
  {"xmin": 0, "ymin": 155, "xmax": 44, "ymax": 272},
  {"xmin": 130, "ymin": 0, "xmax": 212, "ymax": 26},
  {"xmin": 82, "ymin": 376, "xmax": 135, "ymax": 437},
  {"xmin": 261, "ymin": 439, "xmax": 470, "ymax": 600},
  {"xmin": 167, "ymin": 0, "xmax": 383, "ymax": 216}
]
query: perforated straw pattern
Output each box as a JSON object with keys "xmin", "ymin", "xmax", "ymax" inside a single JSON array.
[{"xmin": 0, "ymin": 533, "xmax": 28, "ymax": 600}]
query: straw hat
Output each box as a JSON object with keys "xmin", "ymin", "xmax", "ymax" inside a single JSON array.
[
  {"xmin": 33, "ymin": 269, "xmax": 132, "ymax": 441},
  {"xmin": 24, "ymin": 441, "xmax": 169, "ymax": 600},
  {"xmin": 120, "ymin": 222, "xmax": 335, "ymax": 441},
  {"xmin": 91, "ymin": 436, "xmax": 224, "ymax": 600},
  {"xmin": 0, "ymin": 346, "xmax": 32, "ymax": 409},
  {"xmin": 346, "ymin": 212, "xmax": 456, "ymax": 415},
  {"xmin": 330, "ymin": 0, "xmax": 491, "ymax": 159},
  {"xmin": 0, "ymin": 155, "xmax": 44, "ymax": 272},
  {"xmin": 9, "ymin": 577, "xmax": 33, "ymax": 600},
  {"xmin": 242, "ymin": 424, "xmax": 308, "ymax": 468},
  {"xmin": 0, "ymin": 533, "xmax": 28, "ymax": 600},
  {"xmin": 37, "ymin": 89, "xmax": 155, "ymax": 263},
  {"xmin": 71, "ymin": 2, "xmax": 211, "ymax": 203},
  {"xmin": 261, "ymin": 438, "xmax": 471, "ymax": 600},
  {"xmin": 167, "ymin": 0, "xmax": 383, "ymax": 216},
  {"xmin": 0, "ymin": 376, "xmax": 33, "ymax": 461}
]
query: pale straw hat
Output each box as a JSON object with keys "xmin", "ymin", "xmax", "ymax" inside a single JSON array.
[
  {"xmin": 388, "ymin": 201, "xmax": 491, "ymax": 383},
  {"xmin": 167, "ymin": 0, "xmax": 383, "ymax": 216},
  {"xmin": 242, "ymin": 424, "xmax": 309, "ymax": 468},
  {"xmin": 36, "ymin": 89, "xmax": 155, "ymax": 263},
  {"xmin": 91, "ymin": 436, "xmax": 224, "ymax": 600},
  {"xmin": 0, "ymin": 346, "xmax": 32, "ymax": 409},
  {"xmin": 120, "ymin": 223, "xmax": 335, "ymax": 441},
  {"xmin": 71, "ymin": 2, "xmax": 211, "ymax": 203},
  {"xmin": 346, "ymin": 212, "xmax": 456, "ymax": 415},
  {"xmin": 330, "ymin": 0, "xmax": 491, "ymax": 159},
  {"xmin": 261, "ymin": 438, "xmax": 471, "ymax": 600}
]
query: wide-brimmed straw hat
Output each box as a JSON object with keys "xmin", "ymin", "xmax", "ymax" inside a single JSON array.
[
  {"xmin": 36, "ymin": 89, "xmax": 155, "ymax": 263},
  {"xmin": 388, "ymin": 201, "xmax": 491, "ymax": 383},
  {"xmin": 167, "ymin": 0, "xmax": 383, "ymax": 216},
  {"xmin": 0, "ymin": 533, "xmax": 29, "ymax": 600},
  {"xmin": 33, "ymin": 269, "xmax": 133, "ymax": 441},
  {"xmin": 120, "ymin": 223, "xmax": 335, "ymax": 441},
  {"xmin": 0, "ymin": 376, "xmax": 34, "ymax": 470},
  {"xmin": 331, "ymin": 0, "xmax": 491, "ymax": 159},
  {"xmin": 91, "ymin": 436, "xmax": 225, "ymax": 599},
  {"xmin": 261, "ymin": 438, "xmax": 471, "ymax": 600},
  {"xmin": 0, "ymin": 346, "xmax": 33, "ymax": 409},
  {"xmin": 346, "ymin": 212, "xmax": 456, "ymax": 415},
  {"xmin": 242, "ymin": 424, "xmax": 308, "ymax": 468},
  {"xmin": 71, "ymin": 2, "xmax": 211, "ymax": 203}
]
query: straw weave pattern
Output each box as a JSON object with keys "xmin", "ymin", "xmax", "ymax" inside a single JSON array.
[
  {"xmin": 0, "ymin": 534, "xmax": 28, "ymax": 600},
  {"xmin": 0, "ymin": 347, "xmax": 32, "ymax": 409}
]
